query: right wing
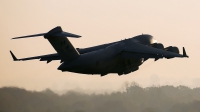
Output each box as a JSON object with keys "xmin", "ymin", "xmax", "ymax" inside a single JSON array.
[
  {"xmin": 10, "ymin": 51, "xmax": 60, "ymax": 63},
  {"xmin": 121, "ymin": 41, "xmax": 188, "ymax": 60}
]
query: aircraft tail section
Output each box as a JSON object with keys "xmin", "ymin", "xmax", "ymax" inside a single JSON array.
[
  {"xmin": 12, "ymin": 26, "xmax": 81, "ymax": 62},
  {"xmin": 44, "ymin": 27, "xmax": 80, "ymax": 62}
]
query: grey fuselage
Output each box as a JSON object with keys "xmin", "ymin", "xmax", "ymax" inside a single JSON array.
[{"xmin": 58, "ymin": 34, "xmax": 156, "ymax": 75}]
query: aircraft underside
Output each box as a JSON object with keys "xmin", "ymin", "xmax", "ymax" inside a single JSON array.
[{"xmin": 59, "ymin": 56, "xmax": 144, "ymax": 76}]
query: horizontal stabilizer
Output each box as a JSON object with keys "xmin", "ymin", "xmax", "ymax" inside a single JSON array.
[
  {"xmin": 12, "ymin": 33, "xmax": 46, "ymax": 39},
  {"xmin": 10, "ymin": 51, "xmax": 18, "ymax": 61},
  {"xmin": 12, "ymin": 26, "xmax": 81, "ymax": 40},
  {"xmin": 44, "ymin": 26, "xmax": 81, "ymax": 38},
  {"xmin": 52, "ymin": 32, "xmax": 81, "ymax": 38}
]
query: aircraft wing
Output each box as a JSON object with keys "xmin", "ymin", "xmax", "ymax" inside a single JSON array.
[
  {"xmin": 10, "ymin": 51, "xmax": 60, "ymax": 63},
  {"xmin": 121, "ymin": 41, "xmax": 188, "ymax": 59}
]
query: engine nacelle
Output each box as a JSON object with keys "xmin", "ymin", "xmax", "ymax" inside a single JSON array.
[
  {"xmin": 151, "ymin": 43, "xmax": 164, "ymax": 49},
  {"xmin": 165, "ymin": 46, "xmax": 179, "ymax": 54}
]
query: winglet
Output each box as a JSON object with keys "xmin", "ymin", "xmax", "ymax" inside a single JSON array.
[
  {"xmin": 10, "ymin": 51, "xmax": 18, "ymax": 61},
  {"xmin": 183, "ymin": 47, "xmax": 189, "ymax": 58}
]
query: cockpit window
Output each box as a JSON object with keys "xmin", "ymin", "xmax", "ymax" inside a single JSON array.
[
  {"xmin": 132, "ymin": 34, "xmax": 157, "ymax": 45},
  {"xmin": 151, "ymin": 38, "xmax": 157, "ymax": 44}
]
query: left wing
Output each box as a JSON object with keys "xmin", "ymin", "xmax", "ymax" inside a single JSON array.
[
  {"xmin": 10, "ymin": 51, "xmax": 60, "ymax": 63},
  {"xmin": 121, "ymin": 41, "xmax": 188, "ymax": 59}
]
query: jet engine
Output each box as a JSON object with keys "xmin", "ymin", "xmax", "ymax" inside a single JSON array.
[
  {"xmin": 151, "ymin": 43, "xmax": 164, "ymax": 49},
  {"xmin": 165, "ymin": 46, "xmax": 179, "ymax": 54}
]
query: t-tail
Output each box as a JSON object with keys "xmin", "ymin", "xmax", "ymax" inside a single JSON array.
[{"xmin": 12, "ymin": 26, "xmax": 81, "ymax": 62}]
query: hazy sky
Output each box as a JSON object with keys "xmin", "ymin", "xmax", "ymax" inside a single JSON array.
[{"xmin": 0, "ymin": 0, "xmax": 200, "ymax": 93}]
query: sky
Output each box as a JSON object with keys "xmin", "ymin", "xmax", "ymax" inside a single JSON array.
[{"xmin": 0, "ymin": 0, "xmax": 200, "ymax": 93}]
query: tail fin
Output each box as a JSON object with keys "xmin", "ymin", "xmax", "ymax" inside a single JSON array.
[
  {"xmin": 44, "ymin": 27, "xmax": 80, "ymax": 62},
  {"xmin": 12, "ymin": 26, "xmax": 81, "ymax": 62}
]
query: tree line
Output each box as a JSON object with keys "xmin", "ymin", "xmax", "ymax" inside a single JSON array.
[{"xmin": 0, "ymin": 82, "xmax": 200, "ymax": 112}]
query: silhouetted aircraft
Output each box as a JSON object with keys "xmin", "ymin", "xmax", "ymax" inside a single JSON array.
[{"xmin": 10, "ymin": 26, "xmax": 188, "ymax": 76}]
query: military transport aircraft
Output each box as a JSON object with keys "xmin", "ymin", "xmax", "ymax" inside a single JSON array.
[{"xmin": 10, "ymin": 26, "xmax": 188, "ymax": 76}]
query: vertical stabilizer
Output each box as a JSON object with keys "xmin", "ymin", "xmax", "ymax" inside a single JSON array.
[{"xmin": 44, "ymin": 26, "xmax": 81, "ymax": 62}]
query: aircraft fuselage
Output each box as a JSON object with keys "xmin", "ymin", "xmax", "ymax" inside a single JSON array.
[
  {"xmin": 58, "ymin": 55, "xmax": 143, "ymax": 76},
  {"xmin": 10, "ymin": 26, "xmax": 188, "ymax": 76}
]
